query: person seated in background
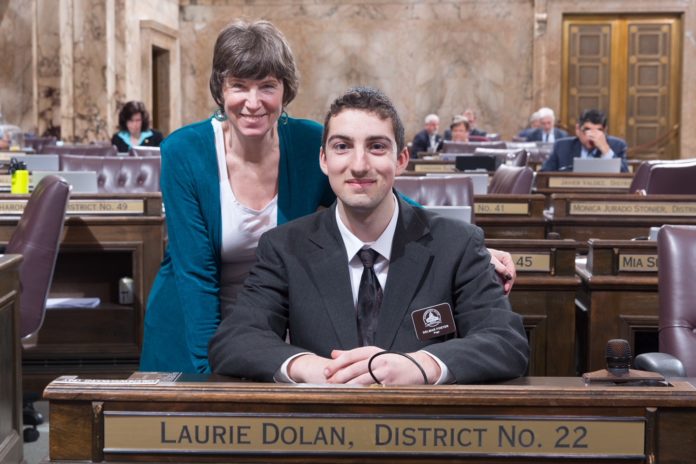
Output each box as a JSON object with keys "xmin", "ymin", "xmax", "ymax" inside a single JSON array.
[
  {"xmin": 437, "ymin": 115, "xmax": 469, "ymax": 149},
  {"xmin": 0, "ymin": 135, "xmax": 8, "ymax": 150},
  {"xmin": 541, "ymin": 109, "xmax": 628, "ymax": 172},
  {"xmin": 525, "ymin": 107, "xmax": 567, "ymax": 143},
  {"xmin": 209, "ymin": 87, "xmax": 529, "ymax": 385},
  {"xmin": 463, "ymin": 108, "xmax": 486, "ymax": 137},
  {"xmin": 517, "ymin": 111, "xmax": 541, "ymax": 140},
  {"xmin": 410, "ymin": 113, "xmax": 441, "ymax": 158},
  {"xmin": 111, "ymin": 101, "xmax": 163, "ymax": 153}
]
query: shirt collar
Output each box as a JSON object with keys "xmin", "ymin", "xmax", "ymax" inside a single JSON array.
[{"xmin": 335, "ymin": 193, "xmax": 399, "ymax": 262}]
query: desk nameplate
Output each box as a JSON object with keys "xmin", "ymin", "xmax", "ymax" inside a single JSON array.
[
  {"xmin": 569, "ymin": 201, "xmax": 696, "ymax": 217},
  {"xmin": 475, "ymin": 202, "xmax": 530, "ymax": 215},
  {"xmin": 413, "ymin": 164, "xmax": 456, "ymax": 173},
  {"xmin": 511, "ymin": 253, "xmax": 551, "ymax": 272},
  {"xmin": 104, "ymin": 413, "xmax": 644, "ymax": 458},
  {"xmin": 0, "ymin": 198, "xmax": 145, "ymax": 215},
  {"xmin": 548, "ymin": 177, "xmax": 632, "ymax": 189},
  {"xmin": 618, "ymin": 253, "xmax": 658, "ymax": 272}
]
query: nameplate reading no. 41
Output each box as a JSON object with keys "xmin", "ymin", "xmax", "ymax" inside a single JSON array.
[
  {"xmin": 475, "ymin": 202, "xmax": 529, "ymax": 215},
  {"xmin": 569, "ymin": 201, "xmax": 696, "ymax": 216},
  {"xmin": 548, "ymin": 177, "xmax": 631, "ymax": 189},
  {"xmin": 103, "ymin": 413, "xmax": 644, "ymax": 459},
  {"xmin": 0, "ymin": 199, "xmax": 145, "ymax": 215}
]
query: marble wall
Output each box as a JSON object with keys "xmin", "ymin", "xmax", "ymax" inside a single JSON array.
[
  {"xmin": 1, "ymin": 0, "xmax": 695, "ymax": 153},
  {"xmin": 178, "ymin": 0, "xmax": 536, "ymax": 140}
]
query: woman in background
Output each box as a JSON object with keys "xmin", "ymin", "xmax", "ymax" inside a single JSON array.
[{"xmin": 111, "ymin": 101, "xmax": 163, "ymax": 152}]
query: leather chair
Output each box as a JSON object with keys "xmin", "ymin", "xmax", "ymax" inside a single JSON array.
[
  {"xmin": 60, "ymin": 154, "xmax": 161, "ymax": 193},
  {"xmin": 40, "ymin": 143, "xmax": 118, "ymax": 157},
  {"xmin": 129, "ymin": 146, "xmax": 161, "ymax": 157},
  {"xmin": 488, "ymin": 165, "xmax": 534, "ymax": 194},
  {"xmin": 394, "ymin": 176, "xmax": 475, "ymax": 222},
  {"xmin": 644, "ymin": 159, "xmax": 696, "ymax": 195},
  {"xmin": 4, "ymin": 175, "xmax": 71, "ymax": 441},
  {"xmin": 24, "ymin": 135, "xmax": 57, "ymax": 153},
  {"xmin": 634, "ymin": 225, "xmax": 696, "ymax": 377},
  {"xmin": 628, "ymin": 161, "xmax": 654, "ymax": 193}
]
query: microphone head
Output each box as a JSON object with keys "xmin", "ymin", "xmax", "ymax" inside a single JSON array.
[{"xmin": 606, "ymin": 339, "xmax": 632, "ymax": 374}]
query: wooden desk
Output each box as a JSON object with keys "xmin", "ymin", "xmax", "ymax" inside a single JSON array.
[
  {"xmin": 0, "ymin": 255, "xmax": 23, "ymax": 464},
  {"xmin": 44, "ymin": 373, "xmax": 696, "ymax": 463},
  {"xmin": 575, "ymin": 239, "xmax": 658, "ymax": 373},
  {"xmin": 547, "ymin": 194, "xmax": 696, "ymax": 244},
  {"xmin": 476, "ymin": 194, "xmax": 547, "ymax": 239},
  {"xmin": 487, "ymin": 239, "xmax": 580, "ymax": 376},
  {"xmin": 0, "ymin": 193, "xmax": 164, "ymax": 392}
]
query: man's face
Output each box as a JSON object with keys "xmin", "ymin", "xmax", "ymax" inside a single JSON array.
[
  {"xmin": 540, "ymin": 116, "xmax": 554, "ymax": 133},
  {"xmin": 576, "ymin": 121, "xmax": 605, "ymax": 149},
  {"xmin": 425, "ymin": 119, "xmax": 439, "ymax": 135},
  {"xmin": 320, "ymin": 109, "xmax": 409, "ymax": 218}
]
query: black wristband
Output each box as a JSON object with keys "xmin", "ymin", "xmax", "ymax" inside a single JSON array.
[{"xmin": 367, "ymin": 350, "xmax": 429, "ymax": 386}]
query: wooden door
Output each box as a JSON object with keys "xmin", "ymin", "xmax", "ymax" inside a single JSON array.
[{"xmin": 562, "ymin": 16, "xmax": 681, "ymax": 158}]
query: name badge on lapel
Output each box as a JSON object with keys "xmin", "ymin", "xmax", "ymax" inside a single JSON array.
[{"xmin": 411, "ymin": 303, "xmax": 457, "ymax": 341}]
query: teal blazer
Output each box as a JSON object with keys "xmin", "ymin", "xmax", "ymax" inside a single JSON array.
[{"xmin": 140, "ymin": 117, "xmax": 334, "ymax": 373}]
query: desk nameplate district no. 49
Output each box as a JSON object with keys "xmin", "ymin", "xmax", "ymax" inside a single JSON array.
[
  {"xmin": 103, "ymin": 412, "xmax": 644, "ymax": 459},
  {"xmin": 0, "ymin": 198, "xmax": 145, "ymax": 215}
]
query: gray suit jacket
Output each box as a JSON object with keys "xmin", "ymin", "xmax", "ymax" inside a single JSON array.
[{"xmin": 209, "ymin": 196, "xmax": 529, "ymax": 384}]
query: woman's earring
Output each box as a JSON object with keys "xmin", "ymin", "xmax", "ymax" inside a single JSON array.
[
  {"xmin": 213, "ymin": 108, "xmax": 228, "ymax": 121},
  {"xmin": 280, "ymin": 109, "xmax": 289, "ymax": 125}
]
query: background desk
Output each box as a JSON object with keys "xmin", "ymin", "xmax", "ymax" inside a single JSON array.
[
  {"xmin": 487, "ymin": 239, "xmax": 580, "ymax": 375},
  {"xmin": 576, "ymin": 239, "xmax": 658, "ymax": 373},
  {"xmin": 476, "ymin": 194, "xmax": 547, "ymax": 239},
  {"xmin": 44, "ymin": 373, "xmax": 696, "ymax": 463},
  {"xmin": 546, "ymin": 194, "xmax": 696, "ymax": 244},
  {"xmin": 0, "ymin": 255, "xmax": 23, "ymax": 464},
  {"xmin": 0, "ymin": 193, "xmax": 164, "ymax": 392}
]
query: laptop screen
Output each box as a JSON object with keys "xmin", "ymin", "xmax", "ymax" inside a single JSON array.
[
  {"xmin": 572, "ymin": 157, "xmax": 621, "ymax": 173},
  {"xmin": 31, "ymin": 171, "xmax": 99, "ymax": 193}
]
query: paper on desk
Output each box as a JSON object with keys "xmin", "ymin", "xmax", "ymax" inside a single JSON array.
[{"xmin": 46, "ymin": 297, "xmax": 101, "ymax": 309}]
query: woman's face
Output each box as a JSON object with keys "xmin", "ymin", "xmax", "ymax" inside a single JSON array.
[
  {"xmin": 222, "ymin": 76, "xmax": 284, "ymax": 138},
  {"xmin": 127, "ymin": 112, "xmax": 143, "ymax": 136},
  {"xmin": 451, "ymin": 123, "xmax": 469, "ymax": 142}
]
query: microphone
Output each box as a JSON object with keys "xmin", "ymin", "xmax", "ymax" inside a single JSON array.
[
  {"xmin": 606, "ymin": 339, "xmax": 631, "ymax": 376},
  {"xmin": 582, "ymin": 339, "xmax": 665, "ymax": 385}
]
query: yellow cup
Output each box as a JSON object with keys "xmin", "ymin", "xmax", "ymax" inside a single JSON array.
[{"xmin": 11, "ymin": 170, "xmax": 29, "ymax": 194}]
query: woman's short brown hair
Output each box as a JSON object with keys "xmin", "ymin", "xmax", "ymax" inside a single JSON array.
[{"xmin": 209, "ymin": 20, "xmax": 299, "ymax": 112}]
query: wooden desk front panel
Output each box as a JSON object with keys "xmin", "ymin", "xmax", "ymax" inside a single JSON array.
[
  {"xmin": 44, "ymin": 376, "xmax": 696, "ymax": 464},
  {"xmin": 577, "ymin": 240, "xmax": 659, "ymax": 373},
  {"xmin": 487, "ymin": 239, "xmax": 580, "ymax": 376},
  {"xmin": 547, "ymin": 194, "xmax": 696, "ymax": 243},
  {"xmin": 0, "ymin": 194, "xmax": 164, "ymax": 391},
  {"xmin": 476, "ymin": 194, "xmax": 547, "ymax": 239},
  {"xmin": 0, "ymin": 255, "xmax": 23, "ymax": 464}
]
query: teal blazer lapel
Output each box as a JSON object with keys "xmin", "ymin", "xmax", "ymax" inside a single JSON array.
[
  {"xmin": 306, "ymin": 206, "xmax": 361, "ymax": 349},
  {"xmin": 375, "ymin": 198, "xmax": 432, "ymax": 349}
]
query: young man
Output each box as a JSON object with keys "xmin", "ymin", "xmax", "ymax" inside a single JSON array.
[
  {"xmin": 209, "ymin": 87, "xmax": 529, "ymax": 385},
  {"xmin": 541, "ymin": 109, "xmax": 628, "ymax": 172}
]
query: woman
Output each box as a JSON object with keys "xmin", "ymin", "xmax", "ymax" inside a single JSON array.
[
  {"xmin": 450, "ymin": 115, "xmax": 470, "ymax": 143},
  {"xmin": 111, "ymin": 101, "xmax": 163, "ymax": 153},
  {"xmin": 141, "ymin": 20, "xmax": 515, "ymax": 374}
]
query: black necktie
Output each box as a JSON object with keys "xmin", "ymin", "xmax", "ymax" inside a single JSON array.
[{"xmin": 356, "ymin": 248, "xmax": 383, "ymax": 346}]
